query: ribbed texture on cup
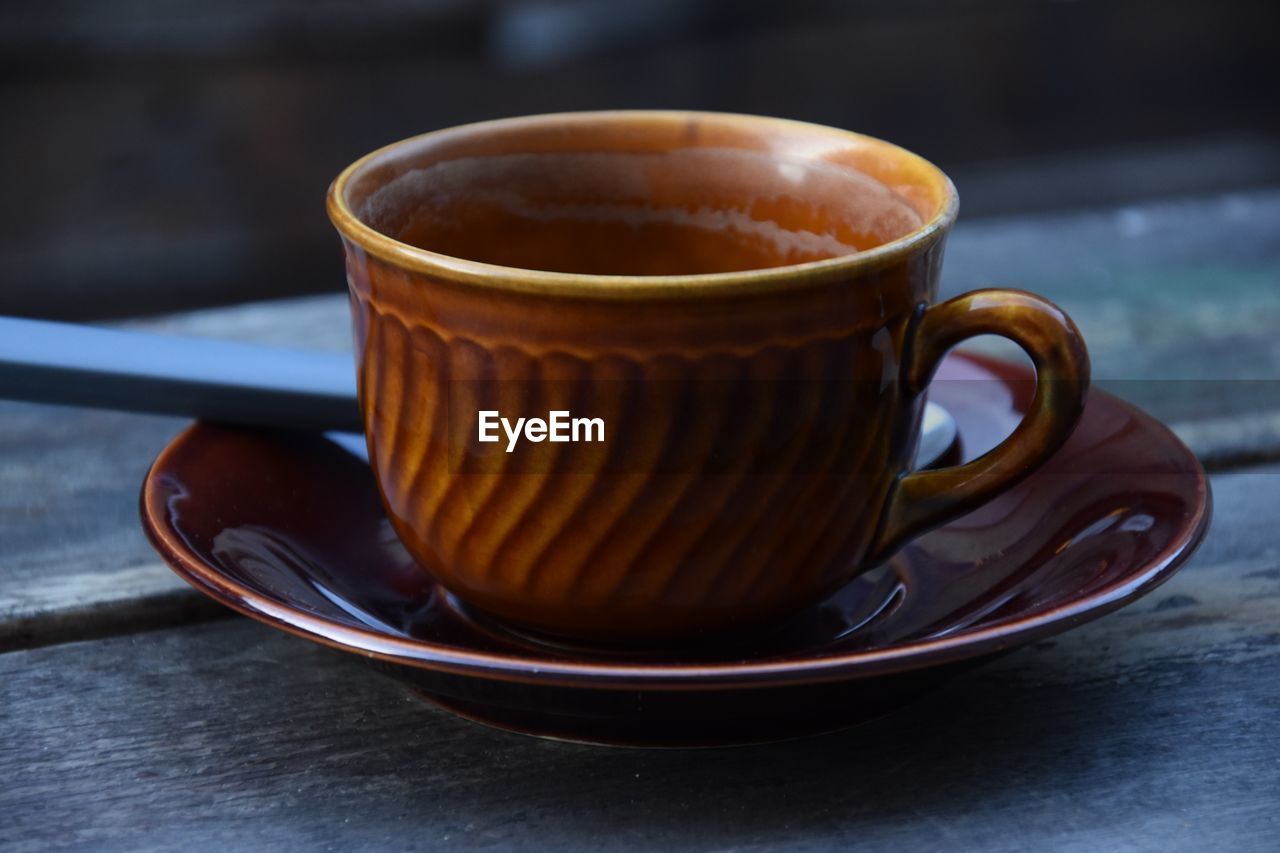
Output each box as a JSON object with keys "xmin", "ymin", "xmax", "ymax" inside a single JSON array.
[{"xmin": 349, "ymin": 289, "xmax": 907, "ymax": 640}]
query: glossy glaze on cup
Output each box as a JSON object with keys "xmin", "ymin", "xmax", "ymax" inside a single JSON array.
[
  {"xmin": 140, "ymin": 354, "xmax": 1209, "ymax": 746},
  {"xmin": 327, "ymin": 111, "xmax": 1090, "ymax": 642}
]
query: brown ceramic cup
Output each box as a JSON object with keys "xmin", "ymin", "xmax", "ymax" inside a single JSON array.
[{"xmin": 327, "ymin": 111, "xmax": 1089, "ymax": 644}]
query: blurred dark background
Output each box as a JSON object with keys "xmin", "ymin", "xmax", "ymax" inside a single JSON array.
[{"xmin": 3, "ymin": 0, "xmax": 1277, "ymax": 319}]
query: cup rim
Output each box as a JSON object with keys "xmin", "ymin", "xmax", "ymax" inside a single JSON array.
[{"xmin": 326, "ymin": 110, "xmax": 959, "ymax": 299}]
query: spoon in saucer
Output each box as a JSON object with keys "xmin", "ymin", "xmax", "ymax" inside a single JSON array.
[{"xmin": 0, "ymin": 314, "xmax": 958, "ymax": 466}]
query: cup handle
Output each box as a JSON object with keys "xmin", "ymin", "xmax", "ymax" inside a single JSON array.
[{"xmin": 867, "ymin": 289, "xmax": 1091, "ymax": 564}]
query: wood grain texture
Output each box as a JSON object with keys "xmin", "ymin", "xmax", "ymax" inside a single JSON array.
[
  {"xmin": 942, "ymin": 190, "xmax": 1280, "ymax": 466},
  {"xmin": 0, "ymin": 297, "xmax": 349, "ymax": 650},
  {"xmin": 2, "ymin": 191, "xmax": 1278, "ymax": 646},
  {"xmin": 1, "ymin": 464, "xmax": 1276, "ymax": 850}
]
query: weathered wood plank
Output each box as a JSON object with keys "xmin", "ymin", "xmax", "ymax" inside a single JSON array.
[
  {"xmin": 1, "ymin": 464, "xmax": 1276, "ymax": 851},
  {"xmin": 0, "ymin": 403, "xmax": 225, "ymax": 651},
  {"xmin": 943, "ymin": 190, "xmax": 1280, "ymax": 430},
  {"xmin": 2, "ymin": 191, "xmax": 1277, "ymax": 646},
  {"xmin": 0, "ymin": 294, "xmax": 354, "ymax": 649}
]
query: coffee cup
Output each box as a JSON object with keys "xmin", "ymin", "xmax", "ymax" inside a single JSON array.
[{"xmin": 327, "ymin": 111, "xmax": 1088, "ymax": 643}]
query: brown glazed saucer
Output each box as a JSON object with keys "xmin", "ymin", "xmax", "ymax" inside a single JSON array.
[{"xmin": 141, "ymin": 353, "xmax": 1210, "ymax": 747}]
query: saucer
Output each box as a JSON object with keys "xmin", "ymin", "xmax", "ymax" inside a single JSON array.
[{"xmin": 141, "ymin": 353, "xmax": 1210, "ymax": 746}]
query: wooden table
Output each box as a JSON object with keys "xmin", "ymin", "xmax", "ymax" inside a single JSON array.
[{"xmin": 3, "ymin": 190, "xmax": 1278, "ymax": 850}]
